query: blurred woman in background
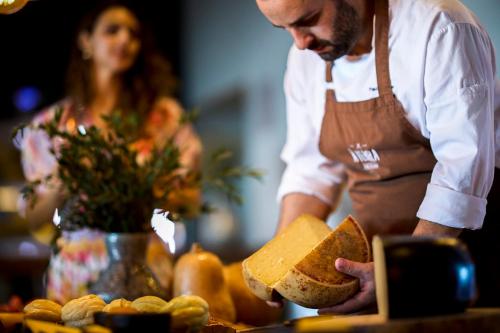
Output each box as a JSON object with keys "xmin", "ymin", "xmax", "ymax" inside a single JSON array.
[{"xmin": 16, "ymin": 0, "xmax": 201, "ymax": 303}]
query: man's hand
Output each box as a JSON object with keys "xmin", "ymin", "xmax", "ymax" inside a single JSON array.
[{"xmin": 318, "ymin": 258, "xmax": 376, "ymax": 314}]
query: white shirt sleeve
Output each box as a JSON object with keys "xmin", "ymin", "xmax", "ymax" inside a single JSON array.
[
  {"xmin": 417, "ymin": 22, "xmax": 497, "ymax": 229},
  {"xmin": 277, "ymin": 46, "xmax": 345, "ymax": 205}
]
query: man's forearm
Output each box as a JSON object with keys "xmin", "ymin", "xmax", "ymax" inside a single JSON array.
[
  {"xmin": 276, "ymin": 193, "xmax": 331, "ymax": 235},
  {"xmin": 413, "ymin": 219, "xmax": 462, "ymax": 237}
]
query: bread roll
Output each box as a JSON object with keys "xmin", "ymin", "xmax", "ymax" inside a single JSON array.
[
  {"xmin": 61, "ymin": 294, "xmax": 105, "ymax": 327},
  {"xmin": 131, "ymin": 296, "xmax": 168, "ymax": 313},
  {"xmin": 102, "ymin": 298, "xmax": 132, "ymax": 312},
  {"xmin": 24, "ymin": 299, "xmax": 62, "ymax": 322}
]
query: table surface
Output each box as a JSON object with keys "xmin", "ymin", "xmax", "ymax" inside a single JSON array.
[
  {"xmin": 3, "ymin": 308, "xmax": 500, "ymax": 333},
  {"xmin": 236, "ymin": 308, "xmax": 500, "ymax": 333}
]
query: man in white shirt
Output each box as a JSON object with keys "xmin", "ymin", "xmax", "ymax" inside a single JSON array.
[{"xmin": 256, "ymin": 0, "xmax": 499, "ymax": 312}]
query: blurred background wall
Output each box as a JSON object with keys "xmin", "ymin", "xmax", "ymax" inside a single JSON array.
[
  {"xmin": 180, "ymin": 0, "xmax": 290, "ymax": 251},
  {"xmin": 0, "ymin": 0, "xmax": 498, "ymax": 318}
]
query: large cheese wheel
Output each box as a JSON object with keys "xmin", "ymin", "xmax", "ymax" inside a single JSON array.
[{"xmin": 242, "ymin": 215, "xmax": 370, "ymax": 309}]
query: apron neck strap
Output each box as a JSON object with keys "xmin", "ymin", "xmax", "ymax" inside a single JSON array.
[
  {"xmin": 326, "ymin": 61, "xmax": 333, "ymax": 83},
  {"xmin": 324, "ymin": 0, "xmax": 392, "ymax": 96},
  {"xmin": 374, "ymin": 0, "xmax": 392, "ymax": 96}
]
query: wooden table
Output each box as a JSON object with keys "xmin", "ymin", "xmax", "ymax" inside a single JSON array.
[
  {"xmin": 236, "ymin": 308, "xmax": 500, "ymax": 333},
  {"xmin": 5, "ymin": 309, "xmax": 500, "ymax": 333}
]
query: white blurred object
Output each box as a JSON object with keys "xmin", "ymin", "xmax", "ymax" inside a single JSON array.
[
  {"xmin": 52, "ymin": 208, "xmax": 61, "ymax": 227},
  {"xmin": 151, "ymin": 209, "xmax": 176, "ymax": 253},
  {"xmin": 77, "ymin": 125, "xmax": 87, "ymax": 135},
  {"xmin": 288, "ymin": 303, "xmax": 318, "ymax": 320}
]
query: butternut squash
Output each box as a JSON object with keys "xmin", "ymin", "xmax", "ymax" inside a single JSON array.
[
  {"xmin": 173, "ymin": 244, "xmax": 236, "ymax": 322},
  {"xmin": 224, "ymin": 262, "xmax": 282, "ymax": 325}
]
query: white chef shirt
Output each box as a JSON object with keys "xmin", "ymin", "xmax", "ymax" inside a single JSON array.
[{"xmin": 278, "ymin": 0, "xmax": 500, "ymax": 230}]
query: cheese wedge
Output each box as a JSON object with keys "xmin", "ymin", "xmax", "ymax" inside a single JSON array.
[{"xmin": 242, "ymin": 215, "xmax": 370, "ymax": 309}]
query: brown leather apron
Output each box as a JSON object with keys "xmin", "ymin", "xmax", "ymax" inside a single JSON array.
[{"xmin": 318, "ymin": 0, "xmax": 436, "ymax": 240}]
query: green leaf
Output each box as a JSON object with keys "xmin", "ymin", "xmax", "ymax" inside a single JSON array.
[{"xmin": 210, "ymin": 148, "xmax": 233, "ymax": 163}]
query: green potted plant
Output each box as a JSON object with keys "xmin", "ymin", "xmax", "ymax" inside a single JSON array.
[{"xmin": 13, "ymin": 108, "xmax": 260, "ymax": 302}]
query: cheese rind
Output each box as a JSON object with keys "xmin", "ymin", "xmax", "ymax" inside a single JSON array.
[
  {"xmin": 295, "ymin": 215, "xmax": 370, "ymax": 285},
  {"xmin": 277, "ymin": 216, "xmax": 370, "ymax": 308},
  {"xmin": 243, "ymin": 215, "xmax": 370, "ymax": 308},
  {"xmin": 275, "ymin": 267, "xmax": 360, "ymax": 308}
]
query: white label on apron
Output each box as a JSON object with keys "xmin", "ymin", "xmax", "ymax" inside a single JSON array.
[{"xmin": 348, "ymin": 143, "xmax": 380, "ymax": 170}]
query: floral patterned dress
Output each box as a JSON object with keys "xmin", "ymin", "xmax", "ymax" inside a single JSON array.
[{"xmin": 16, "ymin": 97, "xmax": 202, "ymax": 304}]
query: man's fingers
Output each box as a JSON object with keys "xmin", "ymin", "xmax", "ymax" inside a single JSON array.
[
  {"xmin": 320, "ymin": 261, "xmax": 376, "ymax": 315},
  {"xmin": 335, "ymin": 258, "xmax": 370, "ymax": 279}
]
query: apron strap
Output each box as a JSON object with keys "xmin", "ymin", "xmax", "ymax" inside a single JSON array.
[
  {"xmin": 326, "ymin": 61, "xmax": 333, "ymax": 83},
  {"xmin": 325, "ymin": 61, "xmax": 337, "ymax": 102},
  {"xmin": 324, "ymin": 0, "xmax": 392, "ymax": 97},
  {"xmin": 374, "ymin": 0, "xmax": 393, "ymax": 96}
]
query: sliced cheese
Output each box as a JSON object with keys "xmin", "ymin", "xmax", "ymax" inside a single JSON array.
[
  {"xmin": 243, "ymin": 215, "xmax": 370, "ymax": 309},
  {"xmin": 242, "ymin": 215, "xmax": 331, "ymax": 302}
]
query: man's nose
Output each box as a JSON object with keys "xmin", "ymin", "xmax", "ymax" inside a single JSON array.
[{"xmin": 289, "ymin": 27, "xmax": 314, "ymax": 50}]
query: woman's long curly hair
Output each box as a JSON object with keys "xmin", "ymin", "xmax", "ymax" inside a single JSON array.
[{"xmin": 65, "ymin": 0, "xmax": 176, "ymax": 118}]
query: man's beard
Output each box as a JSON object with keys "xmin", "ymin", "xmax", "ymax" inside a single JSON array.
[{"xmin": 310, "ymin": 0, "xmax": 361, "ymax": 61}]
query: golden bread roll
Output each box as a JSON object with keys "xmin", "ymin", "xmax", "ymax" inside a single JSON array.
[
  {"xmin": 102, "ymin": 298, "xmax": 132, "ymax": 312},
  {"xmin": 108, "ymin": 307, "xmax": 138, "ymax": 314},
  {"xmin": 23, "ymin": 299, "xmax": 62, "ymax": 322},
  {"xmin": 162, "ymin": 295, "xmax": 209, "ymax": 330},
  {"xmin": 131, "ymin": 296, "xmax": 168, "ymax": 313},
  {"xmin": 61, "ymin": 294, "xmax": 106, "ymax": 327}
]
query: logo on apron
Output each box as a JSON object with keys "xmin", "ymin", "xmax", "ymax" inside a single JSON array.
[{"xmin": 347, "ymin": 143, "xmax": 380, "ymax": 171}]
